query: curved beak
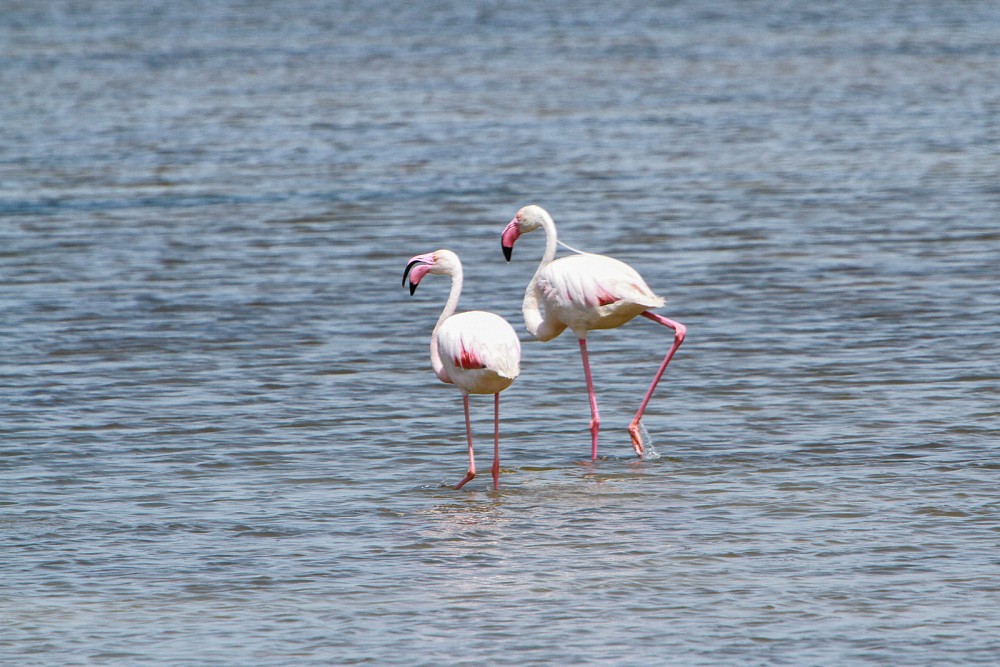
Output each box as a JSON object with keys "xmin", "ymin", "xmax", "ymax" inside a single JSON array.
[
  {"xmin": 402, "ymin": 253, "xmax": 435, "ymax": 295},
  {"xmin": 501, "ymin": 217, "xmax": 520, "ymax": 262}
]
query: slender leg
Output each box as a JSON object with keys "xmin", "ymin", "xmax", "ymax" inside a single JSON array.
[
  {"xmin": 491, "ymin": 393, "xmax": 501, "ymax": 490},
  {"xmin": 627, "ymin": 312, "xmax": 687, "ymax": 457},
  {"xmin": 455, "ymin": 393, "xmax": 476, "ymax": 489},
  {"xmin": 579, "ymin": 338, "xmax": 600, "ymax": 460}
]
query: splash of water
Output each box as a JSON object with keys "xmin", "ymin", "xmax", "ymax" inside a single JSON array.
[{"xmin": 638, "ymin": 422, "xmax": 661, "ymax": 460}]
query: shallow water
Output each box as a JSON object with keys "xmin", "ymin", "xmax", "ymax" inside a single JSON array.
[{"xmin": 3, "ymin": 1, "xmax": 1000, "ymax": 664}]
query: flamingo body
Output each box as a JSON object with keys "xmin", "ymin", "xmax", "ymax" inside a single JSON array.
[
  {"xmin": 531, "ymin": 253, "xmax": 664, "ymax": 339},
  {"xmin": 437, "ymin": 311, "xmax": 520, "ymax": 395},
  {"xmin": 403, "ymin": 249, "xmax": 520, "ymax": 490}
]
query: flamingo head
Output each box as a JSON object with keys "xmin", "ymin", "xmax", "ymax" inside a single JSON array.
[
  {"xmin": 501, "ymin": 204, "xmax": 549, "ymax": 261},
  {"xmin": 402, "ymin": 250, "xmax": 460, "ymax": 295}
]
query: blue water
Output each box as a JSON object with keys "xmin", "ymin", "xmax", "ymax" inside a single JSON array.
[{"xmin": 3, "ymin": 1, "xmax": 1000, "ymax": 664}]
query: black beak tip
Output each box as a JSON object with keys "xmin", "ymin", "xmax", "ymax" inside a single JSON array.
[
  {"xmin": 502, "ymin": 244, "xmax": 512, "ymax": 262},
  {"xmin": 403, "ymin": 259, "xmax": 421, "ymax": 289},
  {"xmin": 409, "ymin": 282, "xmax": 418, "ymax": 295}
]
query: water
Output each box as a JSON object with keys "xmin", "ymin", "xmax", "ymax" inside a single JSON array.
[{"xmin": 2, "ymin": 1, "xmax": 999, "ymax": 664}]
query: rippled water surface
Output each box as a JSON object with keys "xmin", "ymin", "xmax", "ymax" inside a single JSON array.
[{"xmin": 3, "ymin": 1, "xmax": 1000, "ymax": 664}]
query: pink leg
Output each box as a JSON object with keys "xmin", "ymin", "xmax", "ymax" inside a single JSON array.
[
  {"xmin": 455, "ymin": 393, "xmax": 476, "ymax": 489},
  {"xmin": 628, "ymin": 312, "xmax": 687, "ymax": 457},
  {"xmin": 491, "ymin": 393, "xmax": 500, "ymax": 490},
  {"xmin": 579, "ymin": 338, "xmax": 600, "ymax": 460}
]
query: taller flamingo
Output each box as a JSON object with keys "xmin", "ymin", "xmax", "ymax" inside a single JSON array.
[
  {"xmin": 501, "ymin": 205, "xmax": 686, "ymax": 460},
  {"xmin": 403, "ymin": 249, "xmax": 521, "ymax": 490}
]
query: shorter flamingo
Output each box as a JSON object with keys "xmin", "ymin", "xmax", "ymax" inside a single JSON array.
[
  {"xmin": 403, "ymin": 249, "xmax": 521, "ymax": 490},
  {"xmin": 501, "ymin": 205, "xmax": 686, "ymax": 460}
]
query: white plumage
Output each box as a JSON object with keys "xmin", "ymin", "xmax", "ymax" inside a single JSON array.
[
  {"xmin": 438, "ymin": 311, "xmax": 520, "ymax": 395},
  {"xmin": 533, "ymin": 253, "xmax": 665, "ymax": 339}
]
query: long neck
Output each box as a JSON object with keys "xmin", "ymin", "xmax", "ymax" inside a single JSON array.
[
  {"xmin": 539, "ymin": 211, "xmax": 558, "ymax": 265},
  {"xmin": 430, "ymin": 265, "xmax": 462, "ymax": 382},
  {"xmin": 523, "ymin": 212, "xmax": 564, "ymax": 340}
]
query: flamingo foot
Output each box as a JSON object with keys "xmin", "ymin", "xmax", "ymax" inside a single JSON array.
[
  {"xmin": 455, "ymin": 470, "xmax": 476, "ymax": 490},
  {"xmin": 628, "ymin": 420, "xmax": 644, "ymax": 458}
]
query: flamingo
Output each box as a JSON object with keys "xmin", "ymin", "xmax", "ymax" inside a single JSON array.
[
  {"xmin": 500, "ymin": 205, "xmax": 686, "ymax": 460},
  {"xmin": 403, "ymin": 249, "xmax": 521, "ymax": 490}
]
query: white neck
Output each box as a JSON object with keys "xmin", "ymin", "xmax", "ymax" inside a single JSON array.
[
  {"xmin": 430, "ymin": 264, "xmax": 462, "ymax": 382},
  {"xmin": 539, "ymin": 210, "xmax": 558, "ymax": 265},
  {"xmin": 523, "ymin": 210, "xmax": 565, "ymax": 340}
]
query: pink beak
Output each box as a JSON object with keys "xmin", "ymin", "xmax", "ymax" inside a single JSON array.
[
  {"xmin": 403, "ymin": 253, "xmax": 435, "ymax": 294},
  {"xmin": 501, "ymin": 217, "xmax": 521, "ymax": 261}
]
